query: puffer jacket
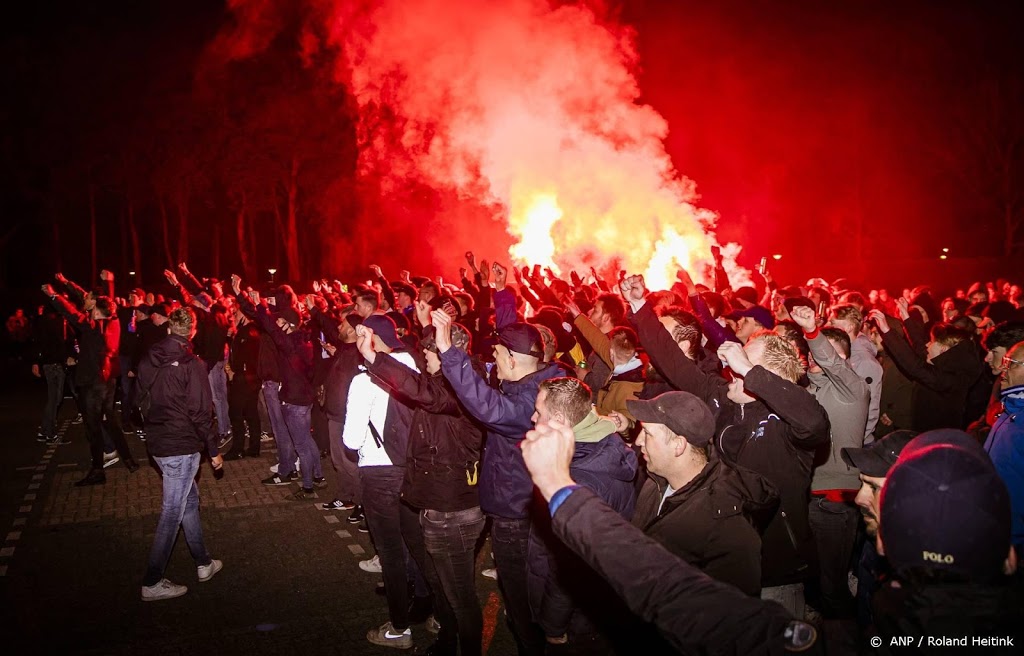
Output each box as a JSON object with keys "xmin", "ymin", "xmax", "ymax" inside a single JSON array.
[
  {"xmin": 632, "ymin": 301, "xmax": 831, "ymax": 586},
  {"xmin": 633, "ymin": 458, "xmax": 779, "ymax": 596}
]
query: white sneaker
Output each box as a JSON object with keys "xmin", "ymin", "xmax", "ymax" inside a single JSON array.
[
  {"xmin": 366, "ymin": 622, "xmax": 412, "ymax": 649},
  {"xmin": 269, "ymin": 458, "xmax": 301, "ymax": 474},
  {"xmin": 481, "ymin": 568, "xmax": 498, "ymax": 580},
  {"xmin": 102, "ymin": 452, "xmax": 120, "ymax": 469},
  {"xmin": 359, "ymin": 555, "xmax": 382, "ymax": 573},
  {"xmin": 141, "ymin": 578, "xmax": 188, "ymax": 601},
  {"xmin": 197, "ymin": 559, "xmax": 223, "ymax": 582}
]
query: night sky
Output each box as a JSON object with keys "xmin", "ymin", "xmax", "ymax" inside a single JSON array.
[{"xmin": 2, "ymin": 0, "xmax": 1022, "ymax": 309}]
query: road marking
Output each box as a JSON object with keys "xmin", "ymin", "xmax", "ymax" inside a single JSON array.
[
  {"xmin": 6, "ymin": 532, "xmax": 20, "ymax": 541},
  {"xmin": 335, "ymin": 530, "xmax": 351, "ymax": 538},
  {"xmin": 0, "ymin": 547, "xmax": 14, "ymax": 557},
  {"xmin": 18, "ymin": 506, "xmax": 31, "ymax": 513},
  {"xmin": 324, "ymin": 515, "xmax": 339, "ymax": 524},
  {"xmin": 23, "ymin": 494, "xmax": 36, "ymax": 501},
  {"xmin": 347, "ymin": 544, "xmax": 365, "ymax": 556}
]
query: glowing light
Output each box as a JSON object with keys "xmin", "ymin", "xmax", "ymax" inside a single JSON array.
[
  {"xmin": 268, "ymin": 268, "xmax": 277, "ymax": 275},
  {"xmin": 509, "ymin": 194, "xmax": 562, "ymax": 273},
  {"xmin": 772, "ymin": 254, "xmax": 783, "ymax": 260},
  {"xmin": 942, "ymin": 248, "xmax": 949, "ymax": 253},
  {"xmin": 939, "ymin": 255, "xmax": 948, "ymax": 260}
]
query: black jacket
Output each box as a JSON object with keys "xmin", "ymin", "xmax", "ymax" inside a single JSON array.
[
  {"xmin": 49, "ymin": 294, "xmax": 120, "ymax": 386},
  {"xmin": 32, "ymin": 311, "xmax": 72, "ymax": 366},
  {"xmin": 138, "ymin": 334, "xmax": 218, "ymax": 458},
  {"xmin": 131, "ymin": 319, "xmax": 168, "ymax": 374},
  {"xmin": 553, "ymin": 487, "xmax": 819, "ymax": 655},
  {"xmin": 880, "ymin": 327, "xmax": 985, "ymax": 432},
  {"xmin": 632, "ymin": 302, "xmax": 831, "ymax": 586},
  {"xmin": 235, "ymin": 292, "xmax": 281, "ymax": 382},
  {"xmin": 633, "ymin": 459, "xmax": 779, "ymax": 596},
  {"xmin": 368, "ymin": 352, "xmax": 485, "ymax": 511},
  {"xmin": 321, "ymin": 343, "xmax": 362, "ymax": 422},
  {"xmin": 228, "ymin": 320, "xmax": 262, "ymax": 387},
  {"xmin": 238, "ymin": 294, "xmax": 315, "ymax": 405}
]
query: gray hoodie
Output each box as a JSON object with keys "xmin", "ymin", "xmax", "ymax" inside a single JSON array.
[{"xmin": 849, "ymin": 333, "xmax": 883, "ymax": 440}]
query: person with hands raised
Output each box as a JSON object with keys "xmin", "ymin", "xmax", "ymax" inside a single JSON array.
[
  {"xmin": 519, "ymin": 419, "xmax": 820, "ymax": 655},
  {"xmin": 791, "ymin": 304, "xmax": 870, "ymax": 617}
]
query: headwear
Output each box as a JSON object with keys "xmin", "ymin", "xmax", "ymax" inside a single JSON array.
[
  {"xmin": 497, "ymin": 323, "xmax": 544, "ymax": 358},
  {"xmin": 841, "ymin": 430, "xmax": 917, "ymax": 478},
  {"xmin": 530, "ymin": 307, "xmax": 574, "ymax": 353},
  {"xmin": 422, "ymin": 323, "xmax": 471, "ymax": 353},
  {"xmin": 386, "ymin": 310, "xmax": 411, "ymax": 333},
  {"xmin": 363, "ymin": 314, "xmax": 404, "ymax": 350},
  {"xmin": 279, "ymin": 307, "xmax": 300, "ymax": 327},
  {"xmin": 392, "ymin": 282, "xmax": 417, "ymax": 300},
  {"xmin": 345, "ymin": 313, "xmax": 364, "ymax": 330},
  {"xmin": 193, "ymin": 292, "xmax": 213, "ymax": 310},
  {"xmin": 733, "ymin": 286, "xmax": 759, "ymax": 307},
  {"xmin": 134, "ymin": 304, "xmax": 152, "ymax": 316},
  {"xmin": 626, "ymin": 391, "xmax": 715, "ymax": 447},
  {"xmin": 131, "ymin": 288, "xmax": 146, "ymax": 300},
  {"xmin": 880, "ymin": 435, "xmax": 1011, "ymax": 583},
  {"xmin": 150, "ymin": 302, "xmax": 172, "ymax": 318},
  {"xmin": 727, "ymin": 305, "xmax": 776, "ymax": 329},
  {"xmin": 782, "ymin": 296, "xmax": 816, "ymax": 317}
]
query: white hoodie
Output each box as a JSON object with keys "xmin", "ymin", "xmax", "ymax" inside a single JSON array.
[{"xmin": 343, "ymin": 350, "xmax": 419, "ymax": 467}]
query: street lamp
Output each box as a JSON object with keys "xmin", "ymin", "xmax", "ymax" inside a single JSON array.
[{"xmin": 268, "ymin": 268, "xmax": 277, "ymax": 284}]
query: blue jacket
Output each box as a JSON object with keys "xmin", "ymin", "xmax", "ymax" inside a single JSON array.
[
  {"xmin": 984, "ymin": 384, "xmax": 1024, "ymax": 546},
  {"xmin": 440, "ymin": 345, "xmax": 565, "ymax": 518}
]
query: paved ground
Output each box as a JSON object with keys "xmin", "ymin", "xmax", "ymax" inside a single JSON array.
[{"xmin": 0, "ymin": 371, "xmax": 513, "ymax": 655}]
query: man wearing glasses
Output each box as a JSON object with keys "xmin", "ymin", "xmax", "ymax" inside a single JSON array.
[{"xmin": 983, "ymin": 340, "xmax": 1024, "ymax": 559}]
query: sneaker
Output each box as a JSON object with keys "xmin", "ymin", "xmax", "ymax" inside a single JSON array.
[
  {"xmin": 217, "ymin": 434, "xmax": 232, "ymax": 449},
  {"xmin": 291, "ymin": 487, "xmax": 318, "ymax": 500},
  {"xmin": 426, "ymin": 615, "xmax": 441, "ymax": 635},
  {"xmin": 141, "ymin": 578, "xmax": 188, "ymax": 602},
  {"xmin": 359, "ymin": 555, "xmax": 382, "ymax": 573},
  {"xmin": 366, "ymin": 622, "xmax": 412, "ymax": 650},
  {"xmin": 261, "ymin": 474, "xmax": 294, "ymax": 486},
  {"xmin": 347, "ymin": 505, "xmax": 365, "ymax": 524},
  {"xmin": 197, "ymin": 559, "xmax": 223, "ymax": 582},
  {"xmin": 481, "ymin": 568, "xmax": 498, "ymax": 580},
  {"xmin": 102, "ymin": 452, "xmax": 120, "ymax": 469},
  {"xmin": 72, "ymin": 413, "xmax": 83, "ymax": 425},
  {"xmin": 320, "ymin": 499, "xmax": 355, "ymax": 511},
  {"xmin": 224, "ymin": 451, "xmax": 245, "ymax": 461},
  {"xmin": 137, "ymin": 431, "xmax": 146, "ymax": 442},
  {"xmin": 36, "ymin": 430, "xmax": 47, "ymax": 442},
  {"xmin": 358, "ymin": 521, "xmax": 369, "ymax": 534},
  {"xmin": 312, "ymin": 476, "xmax": 329, "ymax": 489},
  {"xmin": 545, "ymin": 634, "xmax": 568, "ymax": 645},
  {"xmin": 269, "ymin": 458, "xmax": 301, "ymax": 475},
  {"xmin": 46, "ymin": 436, "xmax": 70, "ymax": 446},
  {"xmin": 260, "ymin": 431, "xmax": 272, "ymax": 442}
]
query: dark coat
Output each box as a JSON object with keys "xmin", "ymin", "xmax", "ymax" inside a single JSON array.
[
  {"xmin": 32, "ymin": 311, "xmax": 72, "ymax": 366},
  {"xmin": 228, "ymin": 321, "xmax": 262, "ymax": 387},
  {"xmin": 632, "ymin": 459, "xmax": 779, "ymax": 596},
  {"xmin": 552, "ymin": 487, "xmax": 818, "ymax": 655},
  {"xmin": 631, "ymin": 301, "xmax": 831, "ymax": 586},
  {"xmin": 880, "ymin": 326, "xmax": 985, "ymax": 432},
  {"xmin": 320, "ymin": 342, "xmax": 363, "ymax": 422},
  {"xmin": 237, "ymin": 294, "xmax": 315, "ymax": 405},
  {"xmin": 138, "ymin": 334, "xmax": 218, "ymax": 458},
  {"xmin": 131, "ymin": 319, "xmax": 168, "ymax": 374},
  {"xmin": 50, "ymin": 294, "xmax": 120, "ymax": 385},
  {"xmin": 368, "ymin": 352, "xmax": 486, "ymax": 512}
]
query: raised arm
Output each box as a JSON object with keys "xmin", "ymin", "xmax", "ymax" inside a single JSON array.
[
  {"xmin": 44, "ymin": 286, "xmax": 91, "ymax": 333},
  {"xmin": 791, "ymin": 306, "xmax": 867, "ymax": 403},
  {"xmin": 176, "ymin": 263, "xmax": 204, "ymax": 295},
  {"xmin": 869, "ymin": 310, "xmax": 959, "ymax": 394},
  {"xmin": 678, "ymin": 268, "xmax": 739, "ymax": 349}
]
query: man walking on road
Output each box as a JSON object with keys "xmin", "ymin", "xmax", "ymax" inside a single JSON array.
[{"xmin": 138, "ymin": 307, "xmax": 224, "ymax": 601}]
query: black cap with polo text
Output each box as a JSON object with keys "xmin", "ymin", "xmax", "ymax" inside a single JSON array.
[{"xmin": 627, "ymin": 392, "xmax": 715, "ymax": 447}]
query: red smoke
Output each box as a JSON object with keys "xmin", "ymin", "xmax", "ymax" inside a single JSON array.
[{"xmin": 216, "ymin": 0, "xmax": 747, "ymax": 288}]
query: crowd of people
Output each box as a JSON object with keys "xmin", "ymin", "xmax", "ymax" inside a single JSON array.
[{"xmin": 23, "ymin": 252, "xmax": 1024, "ymax": 654}]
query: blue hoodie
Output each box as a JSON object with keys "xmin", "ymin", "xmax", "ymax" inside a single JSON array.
[{"xmin": 984, "ymin": 384, "xmax": 1024, "ymax": 546}]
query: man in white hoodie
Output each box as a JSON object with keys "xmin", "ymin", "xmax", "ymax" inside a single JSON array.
[{"xmin": 345, "ymin": 315, "xmax": 419, "ymax": 650}]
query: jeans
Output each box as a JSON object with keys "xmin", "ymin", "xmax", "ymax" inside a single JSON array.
[
  {"xmin": 228, "ymin": 376, "xmax": 261, "ymax": 455},
  {"xmin": 79, "ymin": 381, "xmax": 133, "ymax": 470},
  {"xmin": 361, "ymin": 466, "xmax": 411, "ymax": 630},
  {"xmin": 208, "ymin": 361, "xmax": 230, "ymax": 435},
  {"xmin": 262, "ymin": 380, "xmax": 289, "ymax": 462},
  {"xmin": 422, "ymin": 506, "xmax": 486, "ymax": 656},
  {"xmin": 142, "ymin": 453, "xmax": 212, "ymax": 586},
  {"xmin": 491, "ymin": 516, "xmax": 544, "ymax": 656},
  {"xmin": 808, "ymin": 497, "xmax": 860, "ymax": 617},
  {"xmin": 311, "ymin": 403, "xmax": 330, "ymax": 454},
  {"xmin": 41, "ymin": 364, "xmax": 66, "ymax": 438},
  {"xmin": 327, "ymin": 419, "xmax": 362, "ymax": 504},
  {"xmin": 279, "ymin": 402, "xmax": 321, "ymax": 489}
]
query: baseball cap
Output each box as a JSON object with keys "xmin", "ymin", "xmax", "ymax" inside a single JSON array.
[
  {"xmin": 150, "ymin": 302, "xmax": 172, "ymax": 318},
  {"xmin": 727, "ymin": 305, "xmax": 775, "ymax": 329},
  {"xmin": 841, "ymin": 430, "xmax": 918, "ymax": 478},
  {"xmin": 782, "ymin": 296, "xmax": 816, "ymax": 317},
  {"xmin": 498, "ymin": 323, "xmax": 544, "ymax": 358},
  {"xmin": 131, "ymin": 287, "xmax": 146, "ymax": 300},
  {"xmin": 627, "ymin": 392, "xmax": 715, "ymax": 447},
  {"xmin": 880, "ymin": 437, "xmax": 1011, "ymax": 583},
  {"xmin": 134, "ymin": 304, "xmax": 152, "ymax": 316},
  {"xmin": 193, "ymin": 292, "xmax": 214, "ymax": 310},
  {"xmin": 363, "ymin": 314, "xmax": 404, "ymax": 350},
  {"xmin": 733, "ymin": 286, "xmax": 759, "ymax": 306}
]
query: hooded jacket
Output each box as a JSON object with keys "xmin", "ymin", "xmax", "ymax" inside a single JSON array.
[
  {"xmin": 237, "ymin": 293, "xmax": 315, "ymax": 405},
  {"xmin": 131, "ymin": 318, "xmax": 169, "ymax": 374},
  {"xmin": 633, "ymin": 458, "xmax": 779, "ymax": 596},
  {"xmin": 880, "ymin": 326, "xmax": 985, "ymax": 432},
  {"xmin": 368, "ymin": 351, "xmax": 486, "ymax": 511},
  {"xmin": 138, "ymin": 334, "xmax": 218, "ymax": 458},
  {"xmin": 984, "ymin": 384, "xmax": 1024, "ymax": 546},
  {"xmin": 632, "ymin": 301, "xmax": 831, "ymax": 586},
  {"xmin": 849, "ymin": 333, "xmax": 883, "ymax": 437}
]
